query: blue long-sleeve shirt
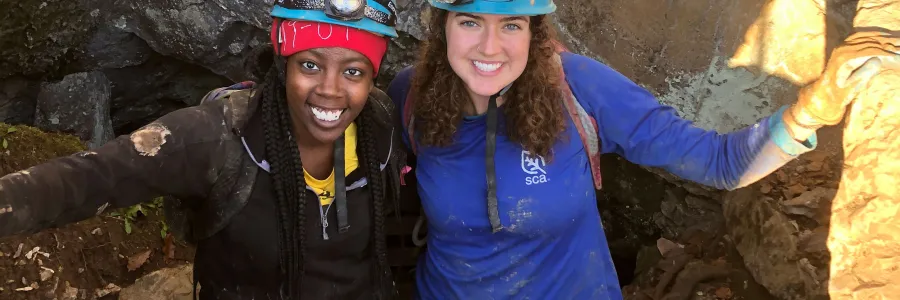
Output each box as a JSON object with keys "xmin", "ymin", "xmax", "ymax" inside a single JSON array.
[{"xmin": 387, "ymin": 51, "xmax": 816, "ymax": 299}]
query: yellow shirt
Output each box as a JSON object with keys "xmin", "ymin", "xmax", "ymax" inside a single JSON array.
[{"xmin": 304, "ymin": 122, "xmax": 359, "ymax": 206}]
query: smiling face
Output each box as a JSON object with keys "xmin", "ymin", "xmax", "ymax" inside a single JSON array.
[
  {"xmin": 284, "ymin": 47, "xmax": 374, "ymax": 145},
  {"xmin": 444, "ymin": 12, "xmax": 532, "ymax": 99}
]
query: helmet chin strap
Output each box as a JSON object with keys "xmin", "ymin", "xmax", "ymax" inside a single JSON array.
[
  {"xmin": 334, "ymin": 132, "xmax": 350, "ymax": 235},
  {"xmin": 485, "ymin": 83, "xmax": 512, "ymax": 233}
]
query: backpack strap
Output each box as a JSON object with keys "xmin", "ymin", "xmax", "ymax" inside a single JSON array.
[
  {"xmin": 200, "ymin": 81, "xmax": 257, "ymax": 105},
  {"xmin": 402, "ymin": 88, "xmax": 418, "ymax": 155},
  {"xmin": 554, "ymin": 52, "xmax": 604, "ymax": 190},
  {"xmin": 164, "ymin": 81, "xmax": 260, "ymax": 244}
]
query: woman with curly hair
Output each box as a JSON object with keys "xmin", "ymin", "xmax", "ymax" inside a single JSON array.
[
  {"xmin": 0, "ymin": 1, "xmax": 408, "ymax": 299},
  {"xmin": 387, "ymin": 0, "xmax": 899, "ymax": 298}
]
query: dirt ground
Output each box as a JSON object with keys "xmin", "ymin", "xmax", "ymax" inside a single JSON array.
[{"xmin": 0, "ymin": 207, "xmax": 195, "ymax": 299}]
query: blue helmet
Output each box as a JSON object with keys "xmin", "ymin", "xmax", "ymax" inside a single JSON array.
[
  {"xmin": 428, "ymin": 0, "xmax": 556, "ymax": 16},
  {"xmin": 271, "ymin": 0, "xmax": 399, "ymax": 38}
]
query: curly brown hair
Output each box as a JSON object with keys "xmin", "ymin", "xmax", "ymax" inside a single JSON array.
[{"xmin": 409, "ymin": 7, "xmax": 566, "ymax": 159}]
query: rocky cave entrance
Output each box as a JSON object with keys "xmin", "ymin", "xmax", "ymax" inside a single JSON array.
[
  {"xmin": 595, "ymin": 154, "xmax": 767, "ymax": 299},
  {"xmin": 595, "ymin": 147, "xmax": 841, "ymax": 300}
]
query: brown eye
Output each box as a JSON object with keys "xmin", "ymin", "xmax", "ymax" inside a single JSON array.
[
  {"xmin": 344, "ymin": 68, "xmax": 363, "ymax": 77},
  {"xmin": 302, "ymin": 61, "xmax": 319, "ymax": 70}
]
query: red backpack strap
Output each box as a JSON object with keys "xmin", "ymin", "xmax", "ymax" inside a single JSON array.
[{"xmin": 554, "ymin": 52, "xmax": 604, "ymax": 190}]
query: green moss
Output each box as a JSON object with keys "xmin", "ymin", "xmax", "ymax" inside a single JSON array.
[{"xmin": 0, "ymin": 123, "xmax": 87, "ymax": 177}]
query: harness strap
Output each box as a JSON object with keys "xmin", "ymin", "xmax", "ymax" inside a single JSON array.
[
  {"xmin": 555, "ymin": 53, "xmax": 603, "ymax": 189},
  {"xmin": 403, "ymin": 88, "xmax": 418, "ymax": 155}
]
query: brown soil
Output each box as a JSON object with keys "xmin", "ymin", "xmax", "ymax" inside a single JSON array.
[
  {"xmin": 0, "ymin": 208, "xmax": 195, "ymax": 299},
  {"xmin": 621, "ymin": 230, "xmax": 776, "ymax": 300}
]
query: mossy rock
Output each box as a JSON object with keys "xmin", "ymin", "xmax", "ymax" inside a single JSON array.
[
  {"xmin": 0, "ymin": 123, "xmax": 86, "ymax": 177},
  {"xmin": 0, "ymin": 1, "xmax": 96, "ymax": 78}
]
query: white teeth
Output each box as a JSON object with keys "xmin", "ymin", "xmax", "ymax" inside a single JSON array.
[
  {"xmin": 310, "ymin": 106, "xmax": 343, "ymax": 122},
  {"xmin": 474, "ymin": 61, "xmax": 502, "ymax": 72}
]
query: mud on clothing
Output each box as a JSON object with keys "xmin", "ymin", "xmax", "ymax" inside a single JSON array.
[
  {"xmin": 193, "ymin": 110, "xmax": 389, "ymax": 299},
  {"xmin": 0, "ymin": 87, "xmax": 401, "ymax": 300},
  {"xmin": 387, "ymin": 52, "xmax": 817, "ymax": 299}
]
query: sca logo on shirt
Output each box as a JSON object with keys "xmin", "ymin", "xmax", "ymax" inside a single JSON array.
[{"xmin": 521, "ymin": 150, "xmax": 549, "ymax": 185}]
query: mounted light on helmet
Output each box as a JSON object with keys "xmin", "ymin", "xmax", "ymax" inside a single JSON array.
[
  {"xmin": 324, "ymin": 0, "xmax": 366, "ymax": 21},
  {"xmin": 272, "ymin": 0, "xmax": 398, "ymax": 37}
]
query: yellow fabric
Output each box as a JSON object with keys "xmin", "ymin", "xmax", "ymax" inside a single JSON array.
[{"xmin": 304, "ymin": 122, "xmax": 359, "ymax": 206}]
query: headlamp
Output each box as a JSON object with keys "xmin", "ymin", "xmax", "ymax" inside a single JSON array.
[
  {"xmin": 325, "ymin": 0, "xmax": 366, "ymax": 21},
  {"xmin": 277, "ymin": 0, "xmax": 395, "ymax": 26}
]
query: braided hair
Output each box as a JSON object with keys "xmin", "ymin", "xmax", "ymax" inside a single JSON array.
[{"xmin": 255, "ymin": 48, "xmax": 396, "ymax": 299}]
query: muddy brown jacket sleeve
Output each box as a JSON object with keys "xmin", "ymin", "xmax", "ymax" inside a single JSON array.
[{"xmin": 0, "ymin": 100, "xmax": 234, "ymax": 237}]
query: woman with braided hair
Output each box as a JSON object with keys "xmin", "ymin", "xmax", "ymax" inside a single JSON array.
[{"xmin": 0, "ymin": 1, "xmax": 406, "ymax": 299}]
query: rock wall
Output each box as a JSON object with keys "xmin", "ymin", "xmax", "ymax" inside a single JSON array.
[
  {"xmin": 827, "ymin": 1, "xmax": 900, "ymax": 298},
  {"xmin": 1, "ymin": 0, "xmax": 897, "ymax": 299}
]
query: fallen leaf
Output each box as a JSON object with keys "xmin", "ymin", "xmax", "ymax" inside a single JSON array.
[
  {"xmin": 13, "ymin": 243, "xmax": 23, "ymax": 258},
  {"xmin": 656, "ymin": 238, "xmax": 683, "ymax": 256},
  {"xmin": 127, "ymin": 250, "xmax": 151, "ymax": 271},
  {"xmin": 25, "ymin": 246, "xmax": 40, "ymax": 260},
  {"xmin": 759, "ymin": 182, "xmax": 773, "ymax": 194},
  {"xmin": 15, "ymin": 286, "xmax": 34, "ymax": 292},
  {"xmin": 62, "ymin": 281, "xmax": 79, "ymax": 300},
  {"xmin": 715, "ymin": 287, "xmax": 733, "ymax": 299},
  {"xmin": 40, "ymin": 267, "xmax": 55, "ymax": 282},
  {"xmin": 94, "ymin": 283, "xmax": 121, "ymax": 298}
]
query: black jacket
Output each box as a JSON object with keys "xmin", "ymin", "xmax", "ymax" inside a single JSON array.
[{"xmin": 0, "ymin": 83, "xmax": 405, "ymax": 299}]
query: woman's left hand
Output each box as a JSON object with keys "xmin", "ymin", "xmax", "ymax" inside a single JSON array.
[{"xmin": 790, "ymin": 30, "xmax": 900, "ymax": 129}]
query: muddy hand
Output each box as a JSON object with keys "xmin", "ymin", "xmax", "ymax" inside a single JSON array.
[{"xmin": 792, "ymin": 30, "xmax": 900, "ymax": 127}]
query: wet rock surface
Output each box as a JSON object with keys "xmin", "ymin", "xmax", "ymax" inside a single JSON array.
[{"xmin": 34, "ymin": 71, "xmax": 114, "ymax": 149}]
